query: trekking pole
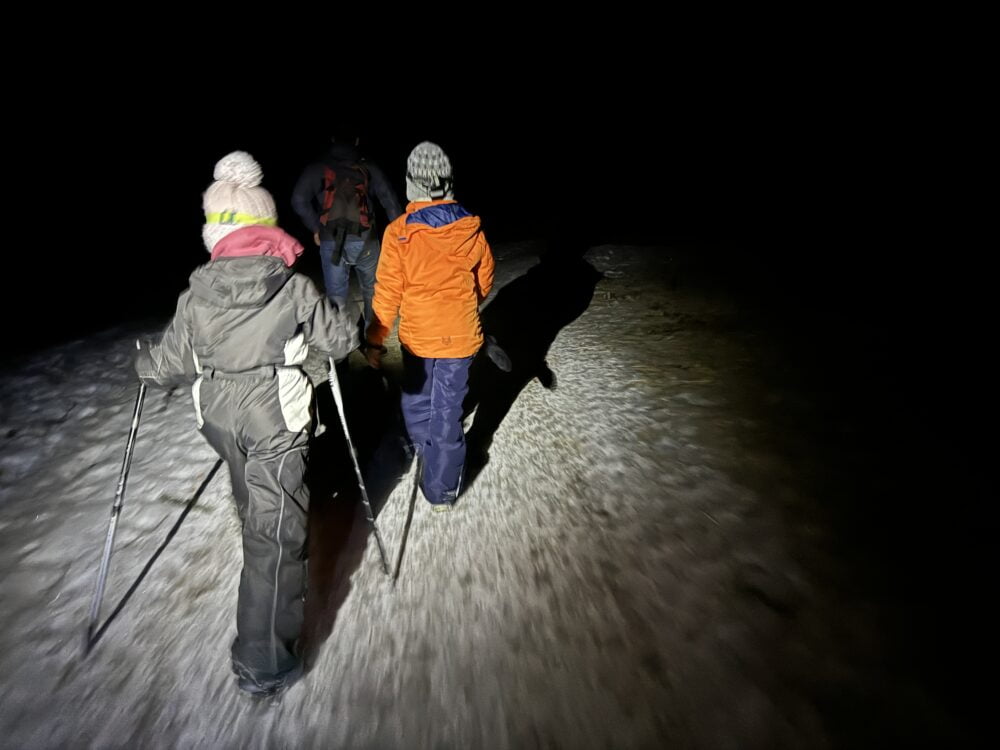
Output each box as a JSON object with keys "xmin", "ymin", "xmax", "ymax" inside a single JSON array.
[
  {"xmin": 84, "ymin": 381, "xmax": 147, "ymax": 653},
  {"xmin": 328, "ymin": 357, "xmax": 391, "ymax": 576}
]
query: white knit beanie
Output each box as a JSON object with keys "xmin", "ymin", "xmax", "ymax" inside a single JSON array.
[
  {"xmin": 405, "ymin": 141, "xmax": 454, "ymax": 202},
  {"xmin": 201, "ymin": 151, "xmax": 278, "ymax": 252}
]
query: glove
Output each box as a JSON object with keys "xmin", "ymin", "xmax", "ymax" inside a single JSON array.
[
  {"xmin": 133, "ymin": 338, "xmax": 157, "ymax": 382},
  {"xmin": 362, "ymin": 340, "xmax": 386, "ymax": 369}
]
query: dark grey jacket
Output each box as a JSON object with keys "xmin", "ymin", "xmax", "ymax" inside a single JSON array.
[{"xmin": 136, "ymin": 226, "xmax": 357, "ymax": 429}]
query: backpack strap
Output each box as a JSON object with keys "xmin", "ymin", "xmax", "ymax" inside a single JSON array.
[{"xmin": 320, "ymin": 165, "xmax": 337, "ymax": 221}]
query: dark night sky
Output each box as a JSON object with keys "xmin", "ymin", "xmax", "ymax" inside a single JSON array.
[{"xmin": 12, "ymin": 75, "xmax": 842, "ymax": 344}]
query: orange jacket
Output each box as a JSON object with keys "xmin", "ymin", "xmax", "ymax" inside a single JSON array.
[{"xmin": 367, "ymin": 201, "xmax": 494, "ymax": 358}]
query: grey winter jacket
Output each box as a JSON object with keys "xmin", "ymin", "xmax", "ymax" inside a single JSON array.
[{"xmin": 136, "ymin": 233, "xmax": 356, "ymax": 429}]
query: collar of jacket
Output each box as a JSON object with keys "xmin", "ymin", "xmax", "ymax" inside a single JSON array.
[{"xmin": 405, "ymin": 199, "xmax": 456, "ymax": 212}]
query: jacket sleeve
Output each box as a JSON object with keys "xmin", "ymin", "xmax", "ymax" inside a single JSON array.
[
  {"xmin": 292, "ymin": 276, "xmax": 358, "ymax": 361},
  {"xmin": 134, "ymin": 291, "xmax": 198, "ymax": 387},
  {"xmin": 366, "ymin": 227, "xmax": 404, "ymax": 347},
  {"xmin": 366, "ymin": 163, "xmax": 402, "ymax": 222},
  {"xmin": 290, "ymin": 163, "xmax": 324, "ymax": 234},
  {"xmin": 474, "ymin": 233, "xmax": 495, "ymax": 303}
]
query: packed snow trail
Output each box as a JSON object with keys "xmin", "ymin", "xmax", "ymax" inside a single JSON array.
[{"xmin": 0, "ymin": 243, "xmax": 975, "ymax": 748}]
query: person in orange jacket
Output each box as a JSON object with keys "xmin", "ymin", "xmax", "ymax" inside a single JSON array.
[{"xmin": 364, "ymin": 141, "xmax": 494, "ymax": 510}]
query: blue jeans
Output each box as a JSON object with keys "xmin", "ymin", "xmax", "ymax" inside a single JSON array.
[
  {"xmin": 400, "ymin": 348, "xmax": 474, "ymax": 504},
  {"xmin": 319, "ymin": 230, "xmax": 379, "ymax": 329}
]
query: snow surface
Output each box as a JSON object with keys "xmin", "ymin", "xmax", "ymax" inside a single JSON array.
[{"xmin": 0, "ymin": 242, "xmax": 974, "ymax": 748}]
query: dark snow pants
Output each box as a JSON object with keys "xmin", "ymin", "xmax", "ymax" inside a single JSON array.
[
  {"xmin": 197, "ymin": 368, "xmax": 309, "ymax": 688},
  {"xmin": 400, "ymin": 348, "xmax": 474, "ymax": 505}
]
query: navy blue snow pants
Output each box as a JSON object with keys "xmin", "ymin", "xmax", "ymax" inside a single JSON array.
[{"xmin": 400, "ymin": 347, "xmax": 474, "ymax": 505}]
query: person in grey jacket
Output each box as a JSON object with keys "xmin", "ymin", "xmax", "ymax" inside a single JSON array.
[{"xmin": 135, "ymin": 151, "xmax": 357, "ymax": 700}]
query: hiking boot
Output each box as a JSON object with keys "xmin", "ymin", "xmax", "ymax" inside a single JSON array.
[
  {"xmin": 233, "ymin": 660, "xmax": 302, "ymax": 706},
  {"xmin": 237, "ymin": 677, "xmax": 287, "ymax": 706},
  {"xmin": 429, "ymin": 488, "xmax": 458, "ymax": 513}
]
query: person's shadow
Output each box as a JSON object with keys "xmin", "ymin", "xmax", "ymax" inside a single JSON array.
[
  {"xmin": 462, "ymin": 239, "xmax": 604, "ymax": 493},
  {"xmin": 300, "ymin": 362, "xmax": 400, "ymax": 668}
]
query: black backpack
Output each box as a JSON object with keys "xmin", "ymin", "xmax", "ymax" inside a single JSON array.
[{"xmin": 319, "ymin": 160, "xmax": 371, "ymax": 239}]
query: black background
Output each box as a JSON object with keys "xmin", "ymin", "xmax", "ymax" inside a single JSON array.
[{"xmin": 10, "ymin": 77, "xmax": 933, "ymax": 347}]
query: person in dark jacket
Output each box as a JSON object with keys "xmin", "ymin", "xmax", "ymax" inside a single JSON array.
[
  {"xmin": 135, "ymin": 151, "xmax": 357, "ymax": 700},
  {"xmin": 291, "ymin": 134, "xmax": 402, "ymax": 333}
]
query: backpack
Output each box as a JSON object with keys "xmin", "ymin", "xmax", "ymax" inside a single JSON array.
[{"xmin": 319, "ymin": 161, "xmax": 371, "ymax": 239}]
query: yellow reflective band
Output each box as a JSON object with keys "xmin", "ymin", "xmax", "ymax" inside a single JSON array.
[{"xmin": 205, "ymin": 211, "xmax": 277, "ymax": 226}]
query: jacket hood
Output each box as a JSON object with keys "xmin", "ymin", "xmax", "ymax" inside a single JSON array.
[
  {"xmin": 192, "ymin": 227, "xmax": 298, "ymax": 308},
  {"xmin": 400, "ymin": 201, "xmax": 482, "ymax": 257}
]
